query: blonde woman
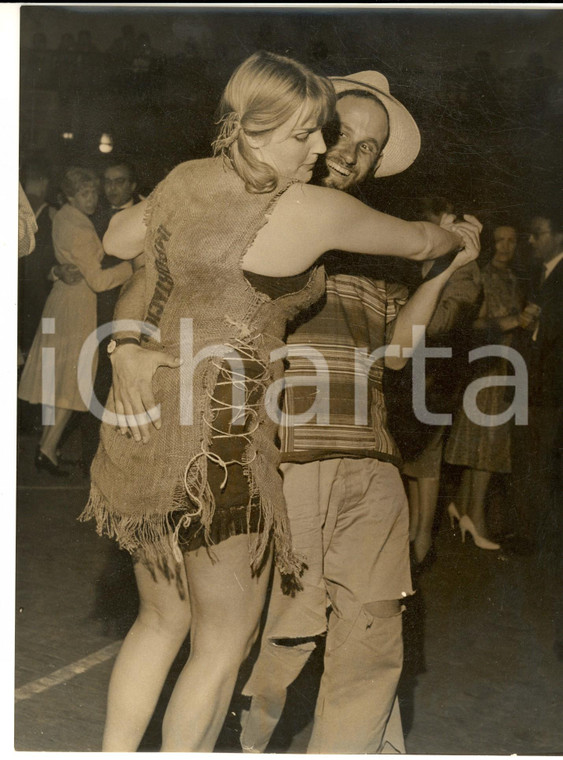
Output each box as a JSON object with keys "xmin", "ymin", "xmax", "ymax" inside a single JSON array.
[{"xmin": 18, "ymin": 168, "xmax": 132, "ymax": 475}]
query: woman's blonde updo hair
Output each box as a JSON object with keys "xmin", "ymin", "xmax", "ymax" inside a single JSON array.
[
  {"xmin": 61, "ymin": 167, "xmax": 100, "ymax": 200},
  {"xmin": 213, "ymin": 51, "xmax": 336, "ymax": 194}
]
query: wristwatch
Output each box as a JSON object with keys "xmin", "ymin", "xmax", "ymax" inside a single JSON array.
[{"xmin": 107, "ymin": 337, "xmax": 141, "ymax": 355}]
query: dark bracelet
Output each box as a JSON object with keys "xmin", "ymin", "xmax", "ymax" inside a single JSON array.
[
  {"xmin": 423, "ymin": 250, "xmax": 460, "ymax": 281},
  {"xmin": 107, "ymin": 337, "xmax": 141, "ymax": 355}
]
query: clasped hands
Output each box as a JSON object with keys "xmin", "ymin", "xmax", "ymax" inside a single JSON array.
[{"xmin": 421, "ymin": 213, "xmax": 482, "ymax": 279}]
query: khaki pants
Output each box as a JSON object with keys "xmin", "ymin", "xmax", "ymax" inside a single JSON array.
[{"xmin": 242, "ymin": 458, "xmax": 412, "ymax": 754}]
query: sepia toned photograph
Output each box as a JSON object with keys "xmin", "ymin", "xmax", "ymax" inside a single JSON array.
[{"xmin": 13, "ymin": 3, "xmax": 563, "ymax": 754}]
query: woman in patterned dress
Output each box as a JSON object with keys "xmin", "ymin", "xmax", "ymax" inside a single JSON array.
[{"xmin": 445, "ymin": 223, "xmax": 526, "ymax": 547}]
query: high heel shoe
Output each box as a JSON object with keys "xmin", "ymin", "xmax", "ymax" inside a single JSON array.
[
  {"xmin": 447, "ymin": 502, "xmax": 461, "ymax": 529},
  {"xmin": 459, "ymin": 515, "xmax": 500, "ymax": 550},
  {"xmin": 34, "ymin": 446, "xmax": 69, "ymax": 478}
]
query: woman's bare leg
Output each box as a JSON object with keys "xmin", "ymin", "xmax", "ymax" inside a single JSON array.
[
  {"xmin": 457, "ymin": 468, "xmax": 471, "ymax": 516},
  {"xmin": 39, "ymin": 407, "xmax": 73, "ymax": 463},
  {"xmin": 466, "ymin": 468, "xmax": 493, "ymax": 537},
  {"xmin": 161, "ymin": 534, "xmax": 272, "ymax": 752},
  {"xmin": 102, "ymin": 557, "xmax": 191, "ymax": 752}
]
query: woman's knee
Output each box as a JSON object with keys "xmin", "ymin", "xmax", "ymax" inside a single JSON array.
[
  {"xmin": 134, "ymin": 558, "xmax": 191, "ymax": 640},
  {"xmin": 136, "ymin": 596, "xmax": 191, "ymax": 641}
]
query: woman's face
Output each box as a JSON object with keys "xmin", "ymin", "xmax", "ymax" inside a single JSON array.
[
  {"xmin": 493, "ymin": 226, "xmax": 517, "ymax": 264},
  {"xmin": 68, "ymin": 183, "xmax": 98, "ymax": 216},
  {"xmin": 252, "ymin": 105, "xmax": 327, "ymax": 183}
]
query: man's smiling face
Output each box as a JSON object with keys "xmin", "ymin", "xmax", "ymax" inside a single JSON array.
[{"xmin": 321, "ymin": 94, "xmax": 389, "ymax": 191}]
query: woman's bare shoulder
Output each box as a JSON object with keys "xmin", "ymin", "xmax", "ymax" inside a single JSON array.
[
  {"xmin": 274, "ymin": 182, "xmax": 361, "ymax": 230},
  {"xmin": 243, "ymin": 184, "xmax": 359, "ymax": 276},
  {"xmin": 282, "ymin": 181, "xmax": 355, "ymax": 207}
]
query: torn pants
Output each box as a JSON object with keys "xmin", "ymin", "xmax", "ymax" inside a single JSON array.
[{"xmin": 241, "ymin": 458, "xmax": 412, "ymax": 753}]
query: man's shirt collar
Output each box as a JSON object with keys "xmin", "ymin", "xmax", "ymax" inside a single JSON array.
[
  {"xmin": 111, "ymin": 198, "xmax": 135, "ymax": 212},
  {"xmin": 543, "ymin": 250, "xmax": 563, "ymax": 281}
]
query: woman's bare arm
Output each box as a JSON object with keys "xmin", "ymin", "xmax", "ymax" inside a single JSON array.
[
  {"xmin": 103, "ymin": 199, "xmax": 148, "ymax": 260},
  {"xmin": 315, "ymin": 187, "xmax": 463, "ymax": 261},
  {"xmin": 243, "ymin": 184, "xmax": 465, "ymax": 277}
]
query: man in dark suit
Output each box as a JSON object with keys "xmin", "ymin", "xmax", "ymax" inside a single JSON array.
[
  {"xmin": 92, "ymin": 159, "xmax": 141, "ymax": 241},
  {"xmin": 92, "ymin": 159, "xmax": 142, "ymax": 359},
  {"xmin": 527, "ymin": 211, "xmax": 563, "ymax": 415},
  {"xmin": 83, "ymin": 160, "xmax": 142, "ymax": 466},
  {"xmin": 18, "ymin": 162, "xmax": 57, "ymax": 355},
  {"xmin": 525, "ymin": 208, "xmax": 563, "ymax": 659}
]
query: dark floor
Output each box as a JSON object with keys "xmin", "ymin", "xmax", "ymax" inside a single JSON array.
[{"xmin": 14, "ymin": 423, "xmax": 563, "ymax": 754}]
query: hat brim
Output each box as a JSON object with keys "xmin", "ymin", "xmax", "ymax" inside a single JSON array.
[{"xmin": 331, "ymin": 75, "xmax": 421, "ymax": 177}]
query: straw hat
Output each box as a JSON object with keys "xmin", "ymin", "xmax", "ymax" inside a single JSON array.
[{"xmin": 330, "ymin": 71, "xmax": 421, "ymax": 177}]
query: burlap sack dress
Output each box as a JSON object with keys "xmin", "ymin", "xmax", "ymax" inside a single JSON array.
[{"xmin": 80, "ymin": 157, "xmax": 325, "ymax": 584}]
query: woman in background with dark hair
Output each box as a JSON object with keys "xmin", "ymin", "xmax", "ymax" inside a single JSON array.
[
  {"xmin": 18, "ymin": 167, "xmax": 132, "ymax": 475},
  {"xmin": 444, "ymin": 222, "xmax": 526, "ymax": 548}
]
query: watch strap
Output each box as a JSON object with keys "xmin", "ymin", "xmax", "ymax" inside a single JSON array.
[{"xmin": 107, "ymin": 337, "xmax": 141, "ymax": 355}]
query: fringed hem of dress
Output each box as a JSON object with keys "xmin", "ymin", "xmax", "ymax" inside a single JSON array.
[{"xmin": 79, "ymin": 481, "xmax": 306, "ymax": 591}]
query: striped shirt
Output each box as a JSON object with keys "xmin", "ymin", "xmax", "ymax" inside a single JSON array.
[{"xmin": 280, "ymin": 254, "xmax": 409, "ymax": 465}]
